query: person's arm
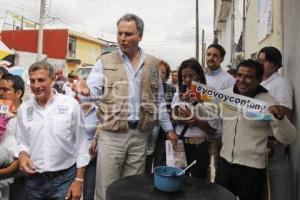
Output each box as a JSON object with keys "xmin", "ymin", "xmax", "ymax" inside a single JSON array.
[
  {"xmin": 65, "ymin": 167, "xmax": 85, "ymax": 200},
  {"xmin": 193, "ymin": 118, "xmax": 216, "ymax": 134},
  {"xmin": 65, "ymin": 102, "xmax": 90, "ymax": 200},
  {"xmin": 76, "ymin": 60, "xmax": 104, "ymax": 100},
  {"xmin": 89, "ymin": 126, "xmax": 101, "ymax": 157},
  {"xmin": 269, "ymin": 105, "xmax": 296, "ymax": 144},
  {"xmin": 0, "ymin": 159, "xmax": 19, "ymax": 178},
  {"xmin": 15, "ymin": 108, "xmax": 36, "ymax": 175},
  {"xmin": 73, "ymin": 102, "xmax": 90, "ymax": 168},
  {"xmin": 271, "ymin": 80, "xmax": 293, "ymax": 121},
  {"xmin": 157, "ymin": 78, "xmax": 178, "ymax": 145},
  {"xmin": 173, "ymin": 104, "xmax": 216, "ymax": 134}
]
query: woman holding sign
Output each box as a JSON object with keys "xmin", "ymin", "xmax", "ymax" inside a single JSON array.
[{"xmin": 171, "ymin": 58, "xmax": 216, "ymax": 179}]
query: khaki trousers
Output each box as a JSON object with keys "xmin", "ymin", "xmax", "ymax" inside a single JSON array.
[{"xmin": 94, "ymin": 129, "xmax": 149, "ymax": 200}]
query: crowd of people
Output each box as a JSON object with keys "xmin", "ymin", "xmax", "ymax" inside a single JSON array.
[{"xmin": 0, "ymin": 13, "xmax": 296, "ymax": 200}]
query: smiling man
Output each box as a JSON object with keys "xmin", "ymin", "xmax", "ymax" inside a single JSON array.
[
  {"xmin": 15, "ymin": 61, "xmax": 90, "ymax": 200},
  {"xmin": 76, "ymin": 13, "xmax": 178, "ymax": 200},
  {"xmin": 215, "ymin": 59, "xmax": 296, "ymax": 200}
]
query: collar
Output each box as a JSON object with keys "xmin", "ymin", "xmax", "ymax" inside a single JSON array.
[
  {"xmin": 80, "ymin": 102, "xmax": 97, "ymax": 115},
  {"xmin": 33, "ymin": 89, "xmax": 58, "ymax": 107},
  {"xmin": 233, "ymin": 84, "xmax": 268, "ymax": 98},
  {"xmin": 118, "ymin": 48, "xmax": 145, "ymax": 60},
  {"xmin": 261, "ymin": 72, "xmax": 280, "ymax": 86},
  {"xmin": 206, "ymin": 67, "xmax": 222, "ymax": 76}
]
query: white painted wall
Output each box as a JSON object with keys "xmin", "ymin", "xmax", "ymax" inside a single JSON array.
[
  {"xmin": 283, "ymin": 1, "xmax": 300, "ymax": 199},
  {"xmin": 244, "ymin": 0, "xmax": 283, "ymax": 58}
]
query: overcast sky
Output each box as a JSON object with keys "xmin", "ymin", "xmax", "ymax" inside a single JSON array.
[{"xmin": 0, "ymin": 0, "xmax": 214, "ymax": 69}]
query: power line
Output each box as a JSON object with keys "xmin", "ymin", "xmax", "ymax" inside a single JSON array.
[{"xmin": 0, "ymin": 1, "xmax": 39, "ymax": 12}]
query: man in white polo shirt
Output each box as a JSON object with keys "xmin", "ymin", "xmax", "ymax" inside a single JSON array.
[{"xmin": 258, "ymin": 46, "xmax": 293, "ymax": 119}]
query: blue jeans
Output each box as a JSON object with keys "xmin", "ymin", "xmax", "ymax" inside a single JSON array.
[
  {"xmin": 83, "ymin": 156, "xmax": 96, "ymax": 200},
  {"xmin": 25, "ymin": 165, "xmax": 76, "ymax": 200}
]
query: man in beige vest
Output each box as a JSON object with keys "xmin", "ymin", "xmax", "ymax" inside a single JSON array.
[{"xmin": 77, "ymin": 13, "xmax": 178, "ymax": 200}]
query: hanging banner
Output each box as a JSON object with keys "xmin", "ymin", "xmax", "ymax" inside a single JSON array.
[
  {"xmin": 190, "ymin": 81, "xmax": 273, "ymax": 121},
  {"xmin": 258, "ymin": 0, "xmax": 273, "ymax": 42}
]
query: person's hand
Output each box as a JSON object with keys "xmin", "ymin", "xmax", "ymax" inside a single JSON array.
[
  {"xmin": 75, "ymin": 80, "xmax": 90, "ymax": 96},
  {"xmin": 19, "ymin": 151, "xmax": 36, "ymax": 175},
  {"xmin": 181, "ymin": 90, "xmax": 191, "ymax": 101},
  {"xmin": 173, "ymin": 105, "xmax": 194, "ymax": 123},
  {"xmin": 182, "ymin": 116, "xmax": 198, "ymax": 127},
  {"xmin": 269, "ymin": 105, "xmax": 286, "ymax": 120},
  {"xmin": 65, "ymin": 180, "xmax": 83, "ymax": 200},
  {"xmin": 89, "ymin": 137, "xmax": 98, "ymax": 158},
  {"xmin": 166, "ymin": 130, "xmax": 178, "ymax": 147}
]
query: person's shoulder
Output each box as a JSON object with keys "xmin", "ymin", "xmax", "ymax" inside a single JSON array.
[
  {"xmin": 17, "ymin": 99, "xmax": 34, "ymax": 116},
  {"xmin": 19, "ymin": 98, "xmax": 34, "ymax": 108},
  {"xmin": 265, "ymin": 74, "xmax": 292, "ymax": 94},
  {"xmin": 98, "ymin": 50, "xmax": 121, "ymax": 64},
  {"xmin": 273, "ymin": 74, "xmax": 291, "ymax": 87},
  {"xmin": 99, "ymin": 50, "xmax": 118, "ymax": 58},
  {"xmin": 220, "ymin": 69, "xmax": 235, "ymax": 79},
  {"xmin": 144, "ymin": 54, "xmax": 161, "ymax": 65},
  {"xmin": 6, "ymin": 116, "xmax": 17, "ymax": 127}
]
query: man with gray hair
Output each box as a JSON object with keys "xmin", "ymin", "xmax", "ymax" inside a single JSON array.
[
  {"xmin": 77, "ymin": 13, "xmax": 178, "ymax": 200},
  {"xmin": 16, "ymin": 61, "xmax": 90, "ymax": 200}
]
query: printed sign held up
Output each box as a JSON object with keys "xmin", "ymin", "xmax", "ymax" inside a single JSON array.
[{"xmin": 190, "ymin": 81, "xmax": 273, "ymax": 121}]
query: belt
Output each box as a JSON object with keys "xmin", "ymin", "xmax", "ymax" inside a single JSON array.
[
  {"xmin": 128, "ymin": 120, "xmax": 139, "ymax": 129},
  {"xmin": 36, "ymin": 165, "xmax": 75, "ymax": 178},
  {"xmin": 184, "ymin": 137, "xmax": 207, "ymax": 145}
]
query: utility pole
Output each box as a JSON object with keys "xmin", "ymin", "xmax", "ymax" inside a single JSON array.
[
  {"xmin": 201, "ymin": 29, "xmax": 205, "ymax": 67},
  {"xmin": 230, "ymin": 0, "xmax": 235, "ymax": 65},
  {"xmin": 242, "ymin": 0, "xmax": 246, "ymax": 54},
  {"xmin": 195, "ymin": 0, "xmax": 199, "ymax": 62},
  {"xmin": 37, "ymin": 0, "xmax": 46, "ymax": 61}
]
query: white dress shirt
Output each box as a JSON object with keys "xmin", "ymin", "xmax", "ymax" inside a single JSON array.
[
  {"xmin": 261, "ymin": 72, "xmax": 293, "ymax": 109},
  {"xmin": 85, "ymin": 49, "xmax": 173, "ymax": 132},
  {"xmin": 16, "ymin": 92, "xmax": 90, "ymax": 172}
]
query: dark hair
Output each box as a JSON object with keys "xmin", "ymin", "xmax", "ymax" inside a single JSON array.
[
  {"xmin": 178, "ymin": 58, "xmax": 206, "ymax": 93},
  {"xmin": 159, "ymin": 60, "xmax": 171, "ymax": 80},
  {"xmin": 29, "ymin": 61, "xmax": 55, "ymax": 78},
  {"xmin": 207, "ymin": 44, "xmax": 226, "ymax": 58},
  {"xmin": 1, "ymin": 73, "xmax": 25, "ymax": 99},
  {"xmin": 117, "ymin": 13, "xmax": 144, "ymax": 36},
  {"xmin": 68, "ymin": 73, "xmax": 75, "ymax": 79},
  {"xmin": 0, "ymin": 66, "xmax": 9, "ymax": 75},
  {"xmin": 258, "ymin": 46, "xmax": 282, "ymax": 69},
  {"xmin": 237, "ymin": 59, "xmax": 264, "ymax": 80}
]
